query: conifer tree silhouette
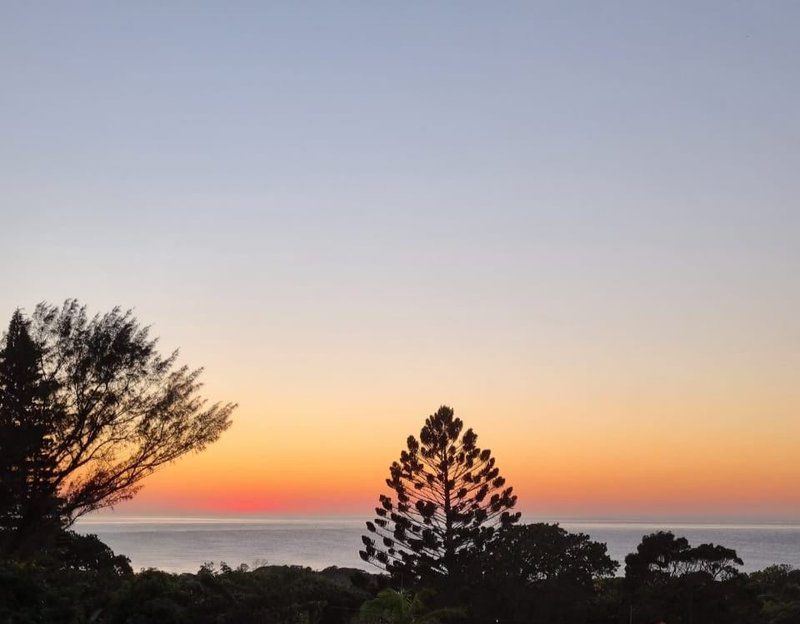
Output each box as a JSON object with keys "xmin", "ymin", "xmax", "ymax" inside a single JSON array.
[
  {"xmin": 360, "ymin": 405, "xmax": 519, "ymax": 584},
  {"xmin": 0, "ymin": 310, "xmax": 61, "ymax": 552}
]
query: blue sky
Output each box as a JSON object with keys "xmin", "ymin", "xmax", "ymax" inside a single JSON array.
[
  {"xmin": 3, "ymin": 2, "xmax": 797, "ymax": 318},
  {"xmin": 1, "ymin": 2, "xmax": 799, "ymax": 518}
]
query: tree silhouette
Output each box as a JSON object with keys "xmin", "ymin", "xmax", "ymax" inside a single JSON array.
[
  {"xmin": 0, "ymin": 300, "xmax": 236, "ymax": 552},
  {"xmin": 0, "ymin": 310, "xmax": 61, "ymax": 551},
  {"xmin": 360, "ymin": 405, "xmax": 519, "ymax": 584},
  {"xmin": 487, "ymin": 523, "xmax": 618, "ymax": 586},
  {"xmin": 624, "ymin": 532, "xmax": 746, "ymax": 623},
  {"xmin": 471, "ymin": 523, "xmax": 618, "ymax": 622},
  {"xmin": 625, "ymin": 531, "xmax": 743, "ymax": 584}
]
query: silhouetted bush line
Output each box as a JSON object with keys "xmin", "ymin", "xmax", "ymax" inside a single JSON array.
[
  {"xmin": 0, "ymin": 537, "xmax": 382, "ymax": 624},
  {"xmin": 1, "ymin": 527, "xmax": 799, "ymax": 623}
]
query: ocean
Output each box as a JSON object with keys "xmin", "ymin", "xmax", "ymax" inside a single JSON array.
[{"xmin": 74, "ymin": 517, "xmax": 800, "ymax": 574}]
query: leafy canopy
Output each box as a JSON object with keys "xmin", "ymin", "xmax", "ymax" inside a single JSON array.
[{"xmin": 625, "ymin": 531, "xmax": 744, "ymax": 584}]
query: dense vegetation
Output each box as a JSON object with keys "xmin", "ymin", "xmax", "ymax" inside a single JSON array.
[
  {"xmin": 0, "ymin": 529, "xmax": 799, "ymax": 624},
  {"xmin": 0, "ymin": 545, "xmax": 380, "ymax": 624},
  {"xmin": 1, "ymin": 306, "xmax": 798, "ymax": 623}
]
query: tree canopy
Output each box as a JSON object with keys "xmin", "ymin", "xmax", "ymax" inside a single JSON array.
[
  {"xmin": 625, "ymin": 531, "xmax": 744, "ymax": 584},
  {"xmin": 624, "ymin": 531, "xmax": 748, "ymax": 624},
  {"xmin": 486, "ymin": 522, "xmax": 618, "ymax": 586},
  {"xmin": 360, "ymin": 405, "xmax": 519, "ymax": 584},
  {"xmin": 471, "ymin": 523, "xmax": 618, "ymax": 623},
  {"xmin": 0, "ymin": 300, "xmax": 235, "ymax": 553}
]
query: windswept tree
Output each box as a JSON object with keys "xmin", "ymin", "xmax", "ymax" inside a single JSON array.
[
  {"xmin": 0, "ymin": 300, "xmax": 235, "ymax": 553},
  {"xmin": 360, "ymin": 405, "xmax": 519, "ymax": 584}
]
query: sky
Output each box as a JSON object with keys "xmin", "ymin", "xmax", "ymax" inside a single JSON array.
[{"xmin": 1, "ymin": 2, "xmax": 798, "ymax": 521}]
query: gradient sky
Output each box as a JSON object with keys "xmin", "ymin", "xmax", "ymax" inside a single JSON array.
[{"xmin": 1, "ymin": 2, "xmax": 799, "ymax": 520}]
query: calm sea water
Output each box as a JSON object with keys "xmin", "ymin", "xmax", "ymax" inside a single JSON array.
[{"xmin": 74, "ymin": 517, "xmax": 800, "ymax": 574}]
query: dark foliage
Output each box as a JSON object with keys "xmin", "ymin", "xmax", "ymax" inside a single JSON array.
[
  {"xmin": 625, "ymin": 530, "xmax": 743, "ymax": 583},
  {"xmin": 0, "ymin": 559, "xmax": 377, "ymax": 624},
  {"xmin": 52, "ymin": 530, "xmax": 133, "ymax": 576},
  {"xmin": 360, "ymin": 406, "xmax": 519, "ymax": 586},
  {"xmin": 0, "ymin": 310, "xmax": 62, "ymax": 553},
  {"xmin": 748, "ymin": 565, "xmax": 800, "ymax": 624},
  {"xmin": 357, "ymin": 588, "xmax": 464, "ymax": 624},
  {"xmin": 468, "ymin": 523, "xmax": 618, "ymax": 624},
  {"xmin": 0, "ymin": 529, "xmax": 132, "ymax": 623},
  {"xmin": 0, "ymin": 525, "xmax": 798, "ymax": 624},
  {"xmin": 106, "ymin": 563, "xmax": 375, "ymax": 624},
  {"xmin": 0, "ymin": 301, "xmax": 235, "ymax": 554},
  {"xmin": 623, "ymin": 531, "xmax": 755, "ymax": 624}
]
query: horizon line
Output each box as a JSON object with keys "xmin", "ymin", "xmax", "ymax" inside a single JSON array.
[{"xmin": 76, "ymin": 513, "xmax": 800, "ymax": 529}]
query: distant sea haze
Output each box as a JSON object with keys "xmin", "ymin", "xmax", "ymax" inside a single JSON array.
[{"xmin": 75, "ymin": 516, "xmax": 800, "ymax": 574}]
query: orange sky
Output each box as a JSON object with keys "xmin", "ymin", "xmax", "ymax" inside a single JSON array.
[{"xmin": 114, "ymin": 328, "xmax": 800, "ymax": 520}]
